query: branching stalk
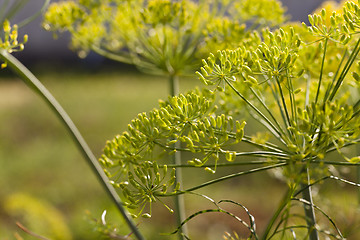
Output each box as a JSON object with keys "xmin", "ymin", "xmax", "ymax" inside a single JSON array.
[{"xmin": 225, "ymin": 78, "xmax": 285, "ymax": 141}]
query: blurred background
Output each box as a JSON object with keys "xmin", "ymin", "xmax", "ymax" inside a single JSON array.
[
  {"xmin": 11, "ymin": 0, "xmax": 342, "ymax": 68},
  {"xmin": 2, "ymin": 0, "xmax": 359, "ymax": 240}
]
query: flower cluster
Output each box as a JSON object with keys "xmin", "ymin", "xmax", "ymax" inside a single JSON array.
[
  {"xmin": 99, "ymin": 1, "xmax": 360, "ymax": 238},
  {"xmin": 197, "ymin": 5, "xmax": 360, "ymax": 168},
  {"xmin": 100, "ymin": 91, "xmax": 249, "ymax": 213},
  {"xmin": 43, "ymin": 0, "xmax": 287, "ymax": 76}
]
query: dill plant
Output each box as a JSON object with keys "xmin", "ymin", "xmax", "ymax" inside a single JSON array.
[
  {"xmin": 42, "ymin": 0, "xmax": 286, "ymax": 237},
  {"xmin": 1, "ymin": 0, "xmax": 360, "ymax": 239},
  {"xmin": 100, "ymin": 1, "xmax": 360, "ymax": 239}
]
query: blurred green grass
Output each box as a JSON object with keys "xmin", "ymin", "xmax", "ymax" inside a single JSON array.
[
  {"xmin": 0, "ymin": 68, "xmax": 192, "ymax": 239},
  {"xmin": 0, "ymin": 67, "xmax": 360, "ymax": 239}
]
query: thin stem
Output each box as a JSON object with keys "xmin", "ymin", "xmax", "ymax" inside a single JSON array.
[
  {"xmin": 315, "ymin": 38, "xmax": 328, "ymax": 104},
  {"xmin": 164, "ymin": 160, "xmax": 285, "ymax": 168},
  {"xmin": 241, "ymin": 136, "xmax": 290, "ymax": 153},
  {"xmin": 305, "ymin": 72, "xmax": 311, "ymax": 106},
  {"xmin": 249, "ymin": 86, "xmax": 289, "ymax": 141},
  {"xmin": 156, "ymin": 138, "xmax": 290, "ymax": 160},
  {"xmin": 295, "ymin": 175, "xmax": 360, "ymax": 197},
  {"xmin": 310, "ymin": 160, "xmax": 360, "ymax": 166},
  {"xmin": 262, "ymin": 187, "xmax": 294, "ymax": 240},
  {"xmin": 16, "ymin": 222, "xmax": 50, "ymax": 240},
  {"xmin": 161, "ymin": 163, "xmax": 288, "ymax": 196},
  {"xmin": 169, "ymin": 74, "xmax": 188, "ymax": 239},
  {"xmin": 17, "ymin": 0, "xmax": 50, "ymax": 28},
  {"xmin": 323, "ymin": 47, "xmax": 347, "ymax": 103},
  {"xmin": 292, "ymin": 197, "xmax": 343, "ymax": 239},
  {"xmin": 225, "ymin": 78, "xmax": 284, "ymax": 141},
  {"xmin": 0, "ymin": 50, "xmax": 145, "ymax": 240},
  {"xmin": 91, "ymin": 45, "xmax": 133, "ymax": 65},
  {"xmin": 275, "ymin": 76, "xmax": 291, "ymax": 129},
  {"xmin": 286, "ymin": 71, "xmax": 296, "ymax": 124},
  {"xmin": 267, "ymin": 79, "xmax": 289, "ymax": 135},
  {"xmin": 328, "ymin": 37, "xmax": 360, "ymax": 101}
]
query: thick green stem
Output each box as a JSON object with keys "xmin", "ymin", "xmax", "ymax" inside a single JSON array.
[
  {"xmin": 169, "ymin": 74, "xmax": 179, "ymax": 96},
  {"xmin": 169, "ymin": 74, "xmax": 188, "ymax": 239},
  {"xmin": 0, "ymin": 50, "xmax": 145, "ymax": 240},
  {"xmin": 301, "ymin": 167, "xmax": 319, "ymax": 240},
  {"xmin": 263, "ymin": 188, "xmax": 294, "ymax": 240}
]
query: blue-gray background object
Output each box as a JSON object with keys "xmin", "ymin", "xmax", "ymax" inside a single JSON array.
[{"xmin": 6, "ymin": 0, "xmax": 341, "ymax": 68}]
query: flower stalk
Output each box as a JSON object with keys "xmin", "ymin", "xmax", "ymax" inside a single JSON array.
[
  {"xmin": 169, "ymin": 74, "xmax": 188, "ymax": 239},
  {"xmin": 0, "ymin": 50, "xmax": 145, "ymax": 240}
]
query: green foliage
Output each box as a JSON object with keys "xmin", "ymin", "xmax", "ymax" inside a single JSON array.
[
  {"xmin": 101, "ymin": 0, "xmax": 360, "ymax": 239},
  {"xmin": 43, "ymin": 0, "xmax": 286, "ymax": 76}
]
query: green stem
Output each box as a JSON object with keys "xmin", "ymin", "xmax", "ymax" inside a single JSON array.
[
  {"xmin": 169, "ymin": 74, "xmax": 188, "ymax": 239},
  {"xmin": 156, "ymin": 138, "xmax": 290, "ymax": 159},
  {"xmin": 310, "ymin": 160, "xmax": 360, "ymax": 166},
  {"xmin": 249, "ymin": 86, "xmax": 289, "ymax": 142},
  {"xmin": 225, "ymin": 79, "xmax": 285, "ymax": 142},
  {"xmin": 17, "ymin": 0, "xmax": 50, "ymax": 28},
  {"xmin": 286, "ymin": 71, "xmax": 296, "ymax": 124},
  {"xmin": 0, "ymin": 50, "xmax": 145, "ymax": 240},
  {"xmin": 169, "ymin": 74, "xmax": 179, "ymax": 96},
  {"xmin": 262, "ymin": 186, "xmax": 294, "ymax": 240},
  {"xmin": 162, "ymin": 163, "xmax": 288, "ymax": 196},
  {"xmin": 275, "ymin": 76, "xmax": 291, "ymax": 129},
  {"xmin": 315, "ymin": 38, "xmax": 328, "ymax": 104},
  {"xmin": 305, "ymin": 72, "xmax": 311, "ymax": 106},
  {"xmin": 266, "ymin": 78, "xmax": 288, "ymax": 132},
  {"xmin": 323, "ymin": 47, "xmax": 347, "ymax": 103},
  {"xmin": 241, "ymin": 136, "xmax": 290, "ymax": 154},
  {"xmin": 300, "ymin": 167, "xmax": 319, "ymax": 240},
  {"xmin": 328, "ymin": 37, "xmax": 360, "ymax": 101},
  {"xmin": 91, "ymin": 45, "xmax": 133, "ymax": 65},
  {"xmin": 164, "ymin": 159, "xmax": 285, "ymax": 168}
]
